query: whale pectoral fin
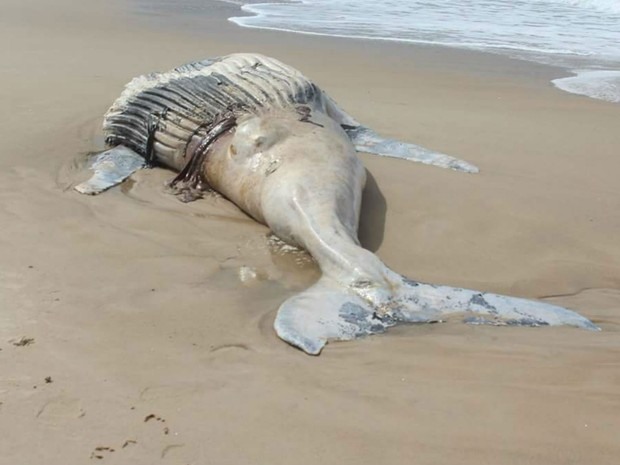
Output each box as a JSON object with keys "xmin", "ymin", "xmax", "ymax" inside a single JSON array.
[
  {"xmin": 74, "ymin": 145, "xmax": 145, "ymax": 195},
  {"xmin": 274, "ymin": 278, "xmax": 391, "ymax": 355},
  {"xmin": 321, "ymin": 93, "xmax": 478, "ymax": 173},
  {"xmin": 346, "ymin": 126, "xmax": 479, "ymax": 173},
  {"xmin": 394, "ymin": 277, "xmax": 600, "ymax": 330}
]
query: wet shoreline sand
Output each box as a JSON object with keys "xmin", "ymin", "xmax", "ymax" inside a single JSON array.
[{"xmin": 1, "ymin": 0, "xmax": 619, "ymax": 463}]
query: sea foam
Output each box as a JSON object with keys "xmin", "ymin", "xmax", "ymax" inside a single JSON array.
[
  {"xmin": 553, "ymin": 70, "xmax": 620, "ymax": 103},
  {"xmin": 229, "ymin": 0, "xmax": 620, "ymax": 102}
]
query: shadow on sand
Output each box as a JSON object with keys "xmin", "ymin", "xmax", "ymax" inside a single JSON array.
[{"xmin": 358, "ymin": 169, "xmax": 387, "ymax": 253}]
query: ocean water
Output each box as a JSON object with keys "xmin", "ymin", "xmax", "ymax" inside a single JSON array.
[{"xmin": 228, "ymin": 0, "xmax": 620, "ymax": 103}]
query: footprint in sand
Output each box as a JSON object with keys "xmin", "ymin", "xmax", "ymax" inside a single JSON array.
[
  {"xmin": 90, "ymin": 446, "xmax": 115, "ymax": 460},
  {"xmin": 35, "ymin": 395, "xmax": 83, "ymax": 421}
]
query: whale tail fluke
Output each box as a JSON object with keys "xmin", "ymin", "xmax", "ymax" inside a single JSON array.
[
  {"xmin": 274, "ymin": 274, "xmax": 599, "ymax": 355},
  {"xmin": 274, "ymin": 277, "xmax": 389, "ymax": 355},
  {"xmin": 390, "ymin": 277, "xmax": 599, "ymax": 331}
]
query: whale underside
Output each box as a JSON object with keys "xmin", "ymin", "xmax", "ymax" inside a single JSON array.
[{"xmin": 75, "ymin": 53, "xmax": 598, "ymax": 355}]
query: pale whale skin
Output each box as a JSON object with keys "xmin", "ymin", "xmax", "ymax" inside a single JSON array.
[{"xmin": 76, "ymin": 53, "xmax": 599, "ymax": 354}]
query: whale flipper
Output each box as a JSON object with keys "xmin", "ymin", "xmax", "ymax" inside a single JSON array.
[
  {"xmin": 275, "ymin": 275, "xmax": 599, "ymax": 355},
  {"xmin": 74, "ymin": 145, "xmax": 145, "ymax": 195},
  {"xmin": 322, "ymin": 93, "xmax": 479, "ymax": 173},
  {"xmin": 346, "ymin": 126, "xmax": 479, "ymax": 173}
]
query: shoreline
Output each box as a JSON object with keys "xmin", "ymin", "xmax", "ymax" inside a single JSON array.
[
  {"xmin": 129, "ymin": 0, "xmax": 620, "ymax": 111},
  {"xmin": 1, "ymin": 0, "xmax": 619, "ymax": 464},
  {"xmin": 229, "ymin": 0, "xmax": 620, "ymax": 104},
  {"xmin": 226, "ymin": 0, "xmax": 620, "ymax": 104},
  {"xmin": 125, "ymin": 0, "xmax": 574, "ymax": 79}
]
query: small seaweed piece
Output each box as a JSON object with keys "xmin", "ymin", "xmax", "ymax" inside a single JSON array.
[{"xmin": 12, "ymin": 337, "xmax": 34, "ymax": 347}]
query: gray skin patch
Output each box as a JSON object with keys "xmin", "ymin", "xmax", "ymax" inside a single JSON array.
[
  {"xmin": 338, "ymin": 302, "xmax": 387, "ymax": 334},
  {"xmin": 469, "ymin": 293, "xmax": 498, "ymax": 313},
  {"xmin": 506, "ymin": 318, "xmax": 550, "ymax": 327},
  {"xmin": 463, "ymin": 316, "xmax": 550, "ymax": 327},
  {"xmin": 401, "ymin": 277, "xmax": 420, "ymax": 287}
]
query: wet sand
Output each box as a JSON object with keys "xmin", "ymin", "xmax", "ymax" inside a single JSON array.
[{"xmin": 0, "ymin": 0, "xmax": 619, "ymax": 463}]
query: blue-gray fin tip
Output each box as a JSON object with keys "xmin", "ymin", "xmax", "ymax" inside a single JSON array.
[{"xmin": 74, "ymin": 145, "xmax": 145, "ymax": 195}]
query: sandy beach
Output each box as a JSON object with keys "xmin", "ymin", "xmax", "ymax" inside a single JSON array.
[{"xmin": 1, "ymin": 0, "xmax": 619, "ymax": 463}]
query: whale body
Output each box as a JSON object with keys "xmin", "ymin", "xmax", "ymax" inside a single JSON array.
[{"xmin": 75, "ymin": 53, "xmax": 598, "ymax": 354}]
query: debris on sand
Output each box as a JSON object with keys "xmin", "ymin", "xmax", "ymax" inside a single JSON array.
[
  {"xmin": 12, "ymin": 337, "xmax": 35, "ymax": 347},
  {"xmin": 90, "ymin": 446, "xmax": 114, "ymax": 460}
]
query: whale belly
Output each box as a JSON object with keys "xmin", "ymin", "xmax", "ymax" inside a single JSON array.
[{"xmin": 203, "ymin": 110, "xmax": 365, "ymax": 238}]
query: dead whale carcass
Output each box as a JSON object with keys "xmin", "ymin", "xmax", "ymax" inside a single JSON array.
[{"xmin": 75, "ymin": 53, "xmax": 597, "ymax": 354}]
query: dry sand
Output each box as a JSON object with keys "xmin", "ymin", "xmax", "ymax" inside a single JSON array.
[{"xmin": 1, "ymin": 0, "xmax": 619, "ymax": 463}]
